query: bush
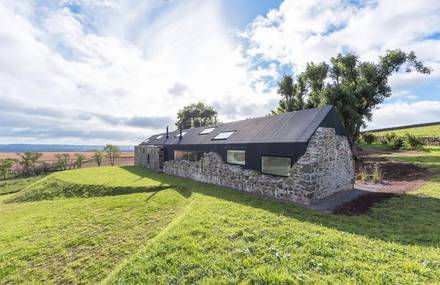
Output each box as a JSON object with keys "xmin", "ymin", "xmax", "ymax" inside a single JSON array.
[
  {"xmin": 404, "ymin": 133, "xmax": 424, "ymax": 150},
  {"xmin": 389, "ymin": 137, "xmax": 404, "ymax": 150},
  {"xmin": 372, "ymin": 167, "xmax": 383, "ymax": 183},
  {"xmin": 384, "ymin": 132, "xmax": 397, "ymax": 145},
  {"xmin": 360, "ymin": 132, "xmax": 375, "ymax": 144},
  {"xmin": 358, "ymin": 170, "xmax": 369, "ymax": 182}
]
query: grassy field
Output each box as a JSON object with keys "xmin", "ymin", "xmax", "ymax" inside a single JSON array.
[
  {"xmin": 1, "ymin": 166, "xmax": 440, "ymax": 284},
  {"xmin": 387, "ymin": 146, "xmax": 440, "ymax": 168},
  {"xmin": 370, "ymin": 124, "xmax": 440, "ymax": 137}
]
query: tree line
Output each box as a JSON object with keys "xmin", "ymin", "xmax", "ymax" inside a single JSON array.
[{"xmin": 0, "ymin": 144, "xmax": 121, "ymax": 180}]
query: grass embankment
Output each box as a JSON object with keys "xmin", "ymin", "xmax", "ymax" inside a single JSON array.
[
  {"xmin": 0, "ymin": 167, "xmax": 190, "ymax": 284},
  {"xmin": 371, "ymin": 124, "xmax": 440, "ymax": 137},
  {"xmin": 0, "ymin": 176, "xmax": 42, "ymax": 195},
  {"xmin": 1, "ymin": 165, "xmax": 440, "ymax": 284}
]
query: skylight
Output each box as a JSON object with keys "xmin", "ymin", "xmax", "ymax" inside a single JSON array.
[
  {"xmin": 175, "ymin": 132, "xmax": 187, "ymax": 138},
  {"xmin": 213, "ymin": 131, "xmax": 235, "ymax": 140},
  {"xmin": 156, "ymin": 135, "xmax": 163, "ymax": 139},
  {"xmin": 199, "ymin": 127, "xmax": 215, "ymax": 135}
]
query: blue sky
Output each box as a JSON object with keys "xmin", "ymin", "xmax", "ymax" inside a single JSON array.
[{"xmin": 0, "ymin": 0, "xmax": 439, "ymax": 144}]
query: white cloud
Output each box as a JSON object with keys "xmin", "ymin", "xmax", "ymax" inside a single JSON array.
[
  {"xmin": 244, "ymin": 0, "xmax": 440, "ymax": 128},
  {"xmin": 0, "ymin": 0, "xmax": 275, "ymax": 144},
  {"xmin": 1, "ymin": 0, "xmax": 440, "ymax": 144},
  {"xmin": 367, "ymin": 101, "xmax": 440, "ymax": 129}
]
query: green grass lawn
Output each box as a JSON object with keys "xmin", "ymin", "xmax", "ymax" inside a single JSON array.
[
  {"xmin": 387, "ymin": 146, "xmax": 440, "ymax": 169},
  {"xmin": 371, "ymin": 124, "xmax": 440, "ymax": 137},
  {"xmin": 1, "ymin": 166, "xmax": 440, "ymax": 284}
]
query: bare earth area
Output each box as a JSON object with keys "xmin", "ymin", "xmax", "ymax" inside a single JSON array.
[{"xmin": 332, "ymin": 148, "xmax": 436, "ymax": 215}]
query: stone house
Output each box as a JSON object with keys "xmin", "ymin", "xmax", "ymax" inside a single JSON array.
[{"xmin": 135, "ymin": 106, "xmax": 354, "ymax": 205}]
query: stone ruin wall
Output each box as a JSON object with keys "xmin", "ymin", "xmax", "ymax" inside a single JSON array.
[{"xmin": 134, "ymin": 145, "xmax": 163, "ymax": 172}]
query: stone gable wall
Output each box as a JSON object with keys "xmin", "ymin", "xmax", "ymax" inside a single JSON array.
[
  {"xmin": 134, "ymin": 145, "xmax": 163, "ymax": 171},
  {"xmin": 161, "ymin": 127, "xmax": 354, "ymax": 204}
]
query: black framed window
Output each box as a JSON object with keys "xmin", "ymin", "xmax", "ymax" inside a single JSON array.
[
  {"xmin": 227, "ymin": 150, "xmax": 245, "ymax": 165},
  {"xmin": 261, "ymin": 156, "xmax": 291, "ymax": 177},
  {"xmin": 174, "ymin": 151, "xmax": 204, "ymax": 162}
]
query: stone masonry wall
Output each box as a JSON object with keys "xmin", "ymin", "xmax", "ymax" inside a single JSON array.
[
  {"xmin": 162, "ymin": 127, "xmax": 354, "ymax": 204},
  {"xmin": 134, "ymin": 145, "xmax": 163, "ymax": 172}
]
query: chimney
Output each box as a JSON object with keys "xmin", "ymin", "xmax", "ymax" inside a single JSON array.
[
  {"xmin": 179, "ymin": 128, "xmax": 183, "ymax": 140},
  {"xmin": 166, "ymin": 126, "xmax": 169, "ymax": 139}
]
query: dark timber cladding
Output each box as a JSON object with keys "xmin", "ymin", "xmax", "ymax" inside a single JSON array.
[{"xmin": 141, "ymin": 106, "xmax": 346, "ymax": 172}]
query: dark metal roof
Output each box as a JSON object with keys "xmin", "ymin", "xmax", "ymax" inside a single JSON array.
[{"xmin": 141, "ymin": 106, "xmax": 345, "ymax": 146}]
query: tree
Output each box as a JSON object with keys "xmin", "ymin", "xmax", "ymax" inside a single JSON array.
[
  {"xmin": 55, "ymin": 153, "xmax": 70, "ymax": 170},
  {"xmin": 273, "ymin": 49, "xmax": 431, "ymax": 147},
  {"xmin": 16, "ymin": 152, "xmax": 42, "ymax": 176},
  {"xmin": 0, "ymin": 159, "xmax": 15, "ymax": 179},
  {"xmin": 176, "ymin": 102, "xmax": 218, "ymax": 129},
  {"xmin": 92, "ymin": 150, "xmax": 104, "ymax": 167},
  {"xmin": 73, "ymin": 153, "xmax": 87, "ymax": 169},
  {"xmin": 272, "ymin": 75, "xmax": 306, "ymax": 114},
  {"xmin": 104, "ymin": 144, "xmax": 120, "ymax": 166}
]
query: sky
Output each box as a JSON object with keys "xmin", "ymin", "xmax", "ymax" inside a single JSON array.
[{"xmin": 0, "ymin": 0, "xmax": 439, "ymax": 145}]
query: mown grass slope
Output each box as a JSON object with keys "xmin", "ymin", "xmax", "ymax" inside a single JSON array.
[
  {"xmin": 371, "ymin": 124, "xmax": 440, "ymax": 137},
  {"xmin": 1, "ymin": 165, "xmax": 440, "ymax": 284},
  {"xmin": 0, "ymin": 167, "xmax": 191, "ymax": 284}
]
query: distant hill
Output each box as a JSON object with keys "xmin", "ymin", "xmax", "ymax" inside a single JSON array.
[{"xmin": 0, "ymin": 144, "xmax": 134, "ymax": 153}]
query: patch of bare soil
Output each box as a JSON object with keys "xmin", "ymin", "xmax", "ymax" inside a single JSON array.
[
  {"xmin": 335, "ymin": 151, "xmax": 435, "ymax": 215},
  {"xmin": 356, "ymin": 158, "xmax": 434, "ymax": 193}
]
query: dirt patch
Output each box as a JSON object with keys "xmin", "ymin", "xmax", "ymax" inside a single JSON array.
[
  {"xmin": 357, "ymin": 160, "xmax": 432, "ymax": 181},
  {"xmin": 338, "ymin": 149, "xmax": 436, "ymax": 215},
  {"xmin": 354, "ymin": 160, "xmax": 432, "ymax": 198},
  {"xmin": 333, "ymin": 192, "xmax": 396, "ymax": 215}
]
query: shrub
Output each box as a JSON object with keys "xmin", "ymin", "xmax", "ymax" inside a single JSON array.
[
  {"xmin": 384, "ymin": 132, "xmax": 397, "ymax": 145},
  {"xmin": 0, "ymin": 159, "xmax": 16, "ymax": 179},
  {"xmin": 389, "ymin": 137, "xmax": 404, "ymax": 150},
  {"xmin": 360, "ymin": 132, "xmax": 375, "ymax": 144},
  {"xmin": 404, "ymin": 133, "xmax": 424, "ymax": 150},
  {"xmin": 358, "ymin": 170, "xmax": 369, "ymax": 182},
  {"xmin": 372, "ymin": 166, "xmax": 383, "ymax": 183}
]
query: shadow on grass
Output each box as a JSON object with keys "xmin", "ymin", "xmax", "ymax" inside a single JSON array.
[
  {"xmin": 6, "ymin": 183, "xmax": 175, "ymax": 203},
  {"xmin": 121, "ymin": 166, "xmax": 440, "ymax": 248}
]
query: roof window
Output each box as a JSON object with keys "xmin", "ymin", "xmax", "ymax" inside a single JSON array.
[
  {"xmin": 213, "ymin": 131, "xmax": 235, "ymax": 140},
  {"xmin": 156, "ymin": 135, "xmax": 163, "ymax": 139},
  {"xmin": 175, "ymin": 132, "xmax": 187, "ymax": 138},
  {"xmin": 199, "ymin": 127, "xmax": 216, "ymax": 135}
]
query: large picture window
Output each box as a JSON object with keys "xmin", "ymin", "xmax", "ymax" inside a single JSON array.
[
  {"xmin": 174, "ymin": 151, "xmax": 204, "ymax": 162},
  {"xmin": 227, "ymin": 150, "xmax": 245, "ymax": 165},
  {"xmin": 261, "ymin": 156, "xmax": 291, "ymax": 177}
]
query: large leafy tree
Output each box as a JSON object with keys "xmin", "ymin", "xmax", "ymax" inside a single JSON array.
[
  {"xmin": 273, "ymin": 49, "xmax": 432, "ymax": 145},
  {"xmin": 176, "ymin": 102, "xmax": 218, "ymax": 129}
]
